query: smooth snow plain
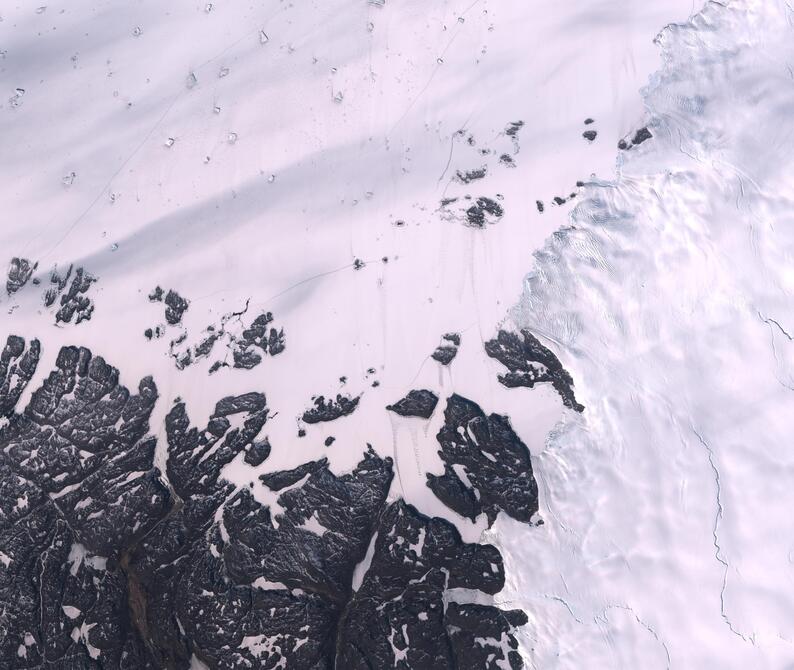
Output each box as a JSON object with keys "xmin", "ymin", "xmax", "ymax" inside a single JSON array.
[{"xmin": 6, "ymin": 0, "xmax": 791, "ymax": 668}]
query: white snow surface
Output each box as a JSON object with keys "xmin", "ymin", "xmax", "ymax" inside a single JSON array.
[
  {"xmin": 0, "ymin": 0, "xmax": 692, "ymax": 531},
  {"xmin": 8, "ymin": 0, "xmax": 793, "ymax": 668},
  {"xmin": 498, "ymin": 1, "xmax": 794, "ymax": 667}
]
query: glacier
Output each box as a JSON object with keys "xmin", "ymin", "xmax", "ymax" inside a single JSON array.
[{"xmin": 3, "ymin": 0, "xmax": 793, "ymax": 667}]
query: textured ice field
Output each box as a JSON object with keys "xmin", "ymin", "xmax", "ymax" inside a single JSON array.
[
  {"xmin": 500, "ymin": 1, "xmax": 794, "ymax": 667},
  {"xmin": 6, "ymin": 0, "xmax": 793, "ymax": 667}
]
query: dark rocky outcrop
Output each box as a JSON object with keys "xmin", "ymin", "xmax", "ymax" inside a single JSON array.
[
  {"xmin": 164, "ymin": 290, "xmax": 189, "ymax": 325},
  {"xmin": 302, "ymin": 394, "xmax": 360, "ymax": 424},
  {"xmin": 446, "ymin": 603, "xmax": 528, "ymax": 669},
  {"xmin": 230, "ymin": 311, "xmax": 285, "ymax": 367},
  {"xmin": 244, "ymin": 437, "xmax": 271, "ymax": 466},
  {"xmin": 427, "ymin": 394, "xmax": 538, "ymax": 525},
  {"xmin": 456, "ymin": 166, "xmax": 487, "ymax": 183},
  {"xmin": 387, "ymin": 389, "xmax": 439, "ymax": 418},
  {"xmin": 337, "ymin": 500, "xmax": 527, "ymax": 669},
  {"xmin": 0, "ymin": 336, "xmax": 533, "ymax": 669},
  {"xmin": 260, "ymin": 458, "xmax": 328, "ymax": 491},
  {"xmin": 505, "ymin": 120, "xmax": 524, "ymax": 137},
  {"xmin": 0, "ymin": 334, "xmax": 39, "ymax": 416},
  {"xmin": 432, "ymin": 346, "xmax": 457, "ymax": 364},
  {"xmin": 432, "ymin": 332, "xmax": 461, "ymax": 365},
  {"xmin": 618, "ymin": 126, "xmax": 653, "ymax": 150},
  {"xmin": 1, "ymin": 340, "xmax": 167, "ymax": 555},
  {"xmin": 0, "ymin": 336, "xmax": 166, "ymax": 667},
  {"xmin": 6, "ymin": 257, "xmax": 36, "ymax": 295},
  {"xmin": 148, "ymin": 286, "xmax": 190, "ymax": 325},
  {"xmin": 165, "ymin": 391, "xmax": 268, "ymax": 497},
  {"xmin": 465, "ymin": 196, "xmax": 504, "ymax": 227},
  {"xmin": 485, "ymin": 328, "xmax": 584, "ymax": 412},
  {"xmin": 633, "ymin": 127, "xmax": 653, "ymax": 145},
  {"xmin": 439, "ymin": 188, "xmax": 504, "ymax": 228},
  {"xmin": 162, "ymin": 304, "xmax": 285, "ymax": 373},
  {"xmin": 42, "ymin": 265, "xmax": 96, "ymax": 324},
  {"xmin": 130, "ymin": 402, "xmax": 393, "ymax": 668}
]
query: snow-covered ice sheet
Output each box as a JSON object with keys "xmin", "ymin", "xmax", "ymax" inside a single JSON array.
[
  {"xmin": 0, "ymin": 0, "xmax": 695, "ymax": 522},
  {"xmin": 13, "ymin": 0, "xmax": 794, "ymax": 667},
  {"xmin": 498, "ymin": 1, "xmax": 794, "ymax": 667}
]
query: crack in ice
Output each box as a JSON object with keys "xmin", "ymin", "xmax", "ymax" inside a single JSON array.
[
  {"xmin": 543, "ymin": 594, "xmax": 584, "ymax": 625},
  {"xmin": 758, "ymin": 312, "xmax": 794, "ymax": 392},
  {"xmin": 758, "ymin": 311, "xmax": 794, "ymax": 341},
  {"xmin": 691, "ymin": 427, "xmax": 753, "ymax": 645},
  {"xmin": 597, "ymin": 604, "xmax": 672, "ymax": 669}
]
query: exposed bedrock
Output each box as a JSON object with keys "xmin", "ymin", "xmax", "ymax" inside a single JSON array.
[
  {"xmin": 618, "ymin": 125, "xmax": 653, "ymax": 150},
  {"xmin": 485, "ymin": 328, "xmax": 584, "ymax": 412},
  {"xmin": 427, "ymin": 393, "xmax": 538, "ymax": 525},
  {"xmin": 149, "ymin": 286, "xmax": 190, "ymax": 325},
  {"xmin": 164, "ymin": 290, "xmax": 190, "ymax": 325},
  {"xmin": 0, "ymin": 335, "xmax": 531, "ymax": 668},
  {"xmin": 158, "ymin": 301, "xmax": 286, "ymax": 373},
  {"xmin": 41, "ymin": 265, "xmax": 98, "ymax": 324},
  {"xmin": 336, "ymin": 499, "xmax": 527, "ymax": 670},
  {"xmin": 0, "ymin": 336, "xmax": 167, "ymax": 666},
  {"xmin": 301, "ymin": 393, "xmax": 360, "ymax": 424},
  {"xmin": 387, "ymin": 389, "xmax": 439, "ymax": 418},
  {"xmin": 6, "ymin": 256, "xmax": 36, "ymax": 295},
  {"xmin": 432, "ymin": 332, "xmax": 461, "ymax": 365}
]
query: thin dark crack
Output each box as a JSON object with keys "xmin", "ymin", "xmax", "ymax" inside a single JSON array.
[
  {"xmin": 759, "ymin": 311, "xmax": 794, "ymax": 340},
  {"xmin": 692, "ymin": 427, "xmax": 753, "ymax": 644},
  {"xmin": 438, "ymin": 134, "xmax": 457, "ymax": 184},
  {"xmin": 543, "ymin": 595, "xmax": 584, "ymax": 624},
  {"xmin": 600, "ymin": 604, "xmax": 671, "ymax": 669},
  {"xmin": 758, "ymin": 311, "xmax": 794, "ymax": 392}
]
